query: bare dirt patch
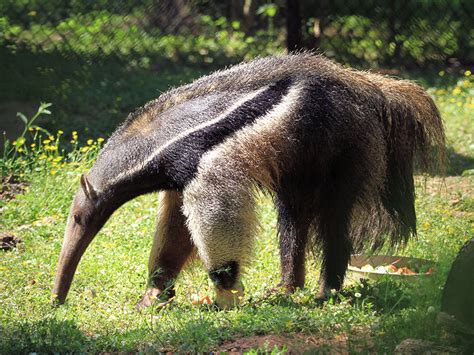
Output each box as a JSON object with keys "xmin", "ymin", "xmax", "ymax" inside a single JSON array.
[
  {"xmin": 0, "ymin": 232, "xmax": 22, "ymax": 251},
  {"xmin": 415, "ymin": 176, "xmax": 473, "ymax": 197},
  {"xmin": 1, "ymin": 174, "xmax": 27, "ymax": 201},
  {"xmin": 218, "ymin": 331, "xmax": 374, "ymax": 354}
]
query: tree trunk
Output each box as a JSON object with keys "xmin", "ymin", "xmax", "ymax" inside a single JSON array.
[
  {"xmin": 231, "ymin": 0, "xmax": 244, "ymax": 22},
  {"xmin": 312, "ymin": 0, "xmax": 328, "ymax": 50},
  {"xmin": 242, "ymin": 0, "xmax": 257, "ymax": 35},
  {"xmin": 286, "ymin": 0, "xmax": 302, "ymax": 52},
  {"xmin": 387, "ymin": 0, "xmax": 403, "ymax": 66}
]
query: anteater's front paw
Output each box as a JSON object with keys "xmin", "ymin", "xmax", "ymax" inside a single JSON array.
[
  {"xmin": 136, "ymin": 287, "xmax": 174, "ymax": 311},
  {"xmin": 315, "ymin": 283, "xmax": 340, "ymax": 304}
]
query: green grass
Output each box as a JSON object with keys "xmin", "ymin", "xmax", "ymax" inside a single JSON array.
[{"xmin": 1, "ymin": 72, "xmax": 473, "ymax": 353}]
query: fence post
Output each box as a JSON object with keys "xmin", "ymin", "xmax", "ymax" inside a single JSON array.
[
  {"xmin": 387, "ymin": 0, "xmax": 403, "ymax": 66},
  {"xmin": 312, "ymin": 0, "xmax": 327, "ymax": 51},
  {"xmin": 286, "ymin": 0, "xmax": 303, "ymax": 52}
]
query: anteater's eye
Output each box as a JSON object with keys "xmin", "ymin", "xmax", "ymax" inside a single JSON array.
[{"xmin": 74, "ymin": 214, "xmax": 81, "ymax": 225}]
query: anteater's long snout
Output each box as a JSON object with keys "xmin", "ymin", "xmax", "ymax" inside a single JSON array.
[{"xmin": 52, "ymin": 214, "xmax": 97, "ymax": 304}]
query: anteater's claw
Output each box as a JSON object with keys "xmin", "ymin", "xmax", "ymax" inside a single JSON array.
[{"xmin": 136, "ymin": 287, "xmax": 174, "ymax": 311}]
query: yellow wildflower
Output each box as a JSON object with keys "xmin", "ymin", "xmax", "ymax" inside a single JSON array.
[
  {"xmin": 48, "ymin": 135, "xmax": 54, "ymax": 140},
  {"xmin": 465, "ymin": 70, "xmax": 472, "ymax": 77},
  {"xmin": 53, "ymin": 156, "xmax": 62, "ymax": 162},
  {"xmin": 80, "ymin": 146, "xmax": 89, "ymax": 153},
  {"xmin": 28, "ymin": 127, "xmax": 34, "ymax": 132},
  {"xmin": 438, "ymin": 70, "xmax": 445, "ymax": 77},
  {"xmin": 30, "ymin": 143, "xmax": 36, "ymax": 148},
  {"xmin": 51, "ymin": 170, "xmax": 58, "ymax": 175},
  {"xmin": 452, "ymin": 87, "xmax": 462, "ymax": 95},
  {"xmin": 58, "ymin": 130, "xmax": 64, "ymax": 135},
  {"xmin": 97, "ymin": 137, "xmax": 105, "ymax": 143},
  {"xmin": 43, "ymin": 139, "xmax": 51, "ymax": 144},
  {"xmin": 87, "ymin": 139, "xmax": 94, "ymax": 145},
  {"xmin": 17, "ymin": 148, "xmax": 24, "ymax": 153}
]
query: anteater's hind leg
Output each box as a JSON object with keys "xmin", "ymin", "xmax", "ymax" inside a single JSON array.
[
  {"xmin": 183, "ymin": 168, "xmax": 256, "ymax": 309},
  {"xmin": 275, "ymin": 187, "xmax": 312, "ymax": 293},
  {"xmin": 137, "ymin": 191, "xmax": 194, "ymax": 309},
  {"xmin": 316, "ymin": 185, "xmax": 355, "ymax": 299}
]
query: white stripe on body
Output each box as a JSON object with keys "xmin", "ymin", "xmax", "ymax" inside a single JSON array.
[
  {"xmin": 107, "ymin": 87, "xmax": 269, "ymax": 188},
  {"xmin": 182, "ymin": 82, "xmax": 305, "ymax": 269},
  {"xmin": 197, "ymin": 82, "xmax": 304, "ymax": 174}
]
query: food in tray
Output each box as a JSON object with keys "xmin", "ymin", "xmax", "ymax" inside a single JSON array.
[{"xmin": 355, "ymin": 260, "xmax": 433, "ymax": 275}]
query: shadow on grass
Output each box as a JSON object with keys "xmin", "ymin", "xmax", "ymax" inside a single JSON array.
[
  {"xmin": 447, "ymin": 148, "xmax": 474, "ymax": 176},
  {"xmin": 401, "ymin": 70, "xmax": 466, "ymax": 89},
  {"xmin": 0, "ymin": 314, "xmax": 222, "ymax": 353},
  {"xmin": 0, "ymin": 47, "xmax": 207, "ymax": 140},
  {"xmin": 0, "ymin": 318, "xmax": 89, "ymax": 353}
]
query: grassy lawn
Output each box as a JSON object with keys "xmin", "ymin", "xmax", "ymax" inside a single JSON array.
[{"xmin": 1, "ymin": 69, "xmax": 473, "ymax": 353}]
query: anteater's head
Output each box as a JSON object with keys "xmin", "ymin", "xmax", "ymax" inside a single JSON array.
[
  {"xmin": 51, "ymin": 120, "xmax": 170, "ymax": 304},
  {"xmin": 52, "ymin": 174, "xmax": 115, "ymax": 304}
]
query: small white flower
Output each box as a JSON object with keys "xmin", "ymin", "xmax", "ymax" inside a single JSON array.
[{"xmin": 354, "ymin": 292, "xmax": 362, "ymax": 298}]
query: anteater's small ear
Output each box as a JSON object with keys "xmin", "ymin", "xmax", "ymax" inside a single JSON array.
[{"xmin": 80, "ymin": 174, "xmax": 98, "ymax": 202}]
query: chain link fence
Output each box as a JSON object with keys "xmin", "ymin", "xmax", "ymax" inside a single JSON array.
[{"xmin": 1, "ymin": 0, "xmax": 473, "ymax": 68}]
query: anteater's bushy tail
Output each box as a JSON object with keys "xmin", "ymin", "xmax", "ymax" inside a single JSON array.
[
  {"xmin": 378, "ymin": 77, "xmax": 446, "ymax": 172},
  {"xmin": 351, "ymin": 75, "xmax": 446, "ymax": 251}
]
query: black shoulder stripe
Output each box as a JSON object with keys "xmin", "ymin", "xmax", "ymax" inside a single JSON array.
[{"xmin": 155, "ymin": 78, "xmax": 292, "ymax": 188}]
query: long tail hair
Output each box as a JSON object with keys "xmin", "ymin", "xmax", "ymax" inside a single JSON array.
[{"xmin": 350, "ymin": 74, "xmax": 446, "ymax": 251}]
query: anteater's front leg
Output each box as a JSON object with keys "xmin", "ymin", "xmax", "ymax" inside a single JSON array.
[
  {"xmin": 137, "ymin": 191, "xmax": 194, "ymax": 309},
  {"xmin": 183, "ymin": 175, "xmax": 256, "ymax": 309}
]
